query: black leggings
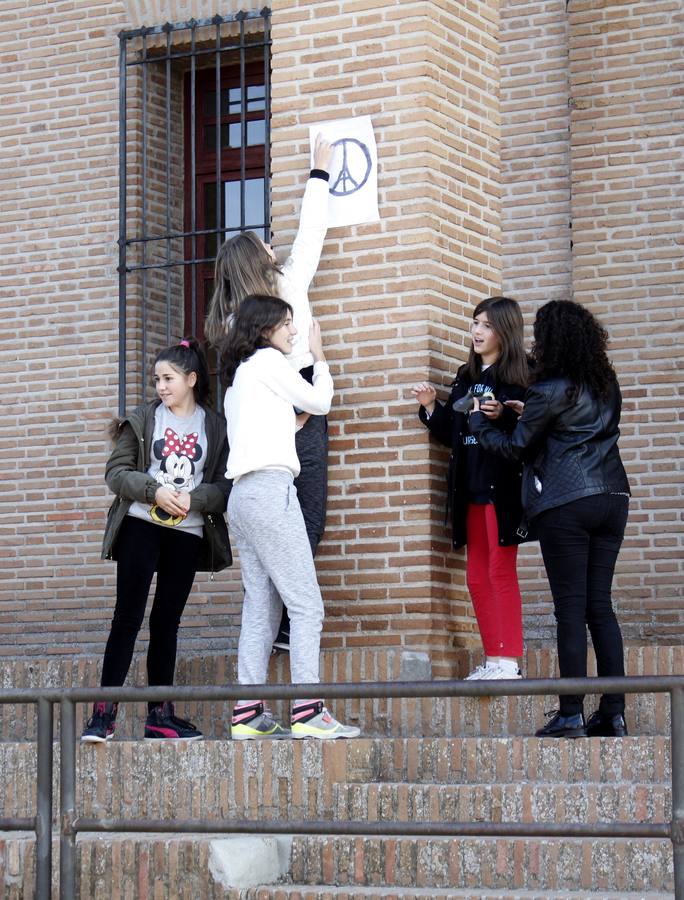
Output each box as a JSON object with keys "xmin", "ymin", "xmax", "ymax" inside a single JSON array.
[
  {"xmin": 294, "ymin": 411, "xmax": 329, "ymax": 553},
  {"xmin": 536, "ymin": 493, "xmax": 629, "ymax": 717},
  {"xmin": 101, "ymin": 517, "xmax": 202, "ymax": 704}
]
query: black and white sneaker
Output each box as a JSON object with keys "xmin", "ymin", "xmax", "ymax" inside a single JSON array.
[
  {"xmin": 272, "ymin": 627, "xmax": 290, "ymax": 653},
  {"xmin": 81, "ymin": 702, "xmax": 118, "ymax": 743}
]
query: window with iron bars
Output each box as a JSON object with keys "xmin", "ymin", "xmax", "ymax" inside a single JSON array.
[{"xmin": 118, "ymin": 10, "xmax": 271, "ymax": 414}]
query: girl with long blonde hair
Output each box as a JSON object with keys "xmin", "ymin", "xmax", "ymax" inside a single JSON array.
[{"xmin": 206, "ymin": 136, "xmax": 334, "ymax": 653}]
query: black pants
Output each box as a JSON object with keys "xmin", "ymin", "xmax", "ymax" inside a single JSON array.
[
  {"xmin": 101, "ymin": 517, "xmax": 202, "ymax": 707},
  {"xmin": 536, "ymin": 493, "xmax": 629, "ymax": 717},
  {"xmin": 277, "ymin": 412, "xmax": 328, "ymax": 637}
]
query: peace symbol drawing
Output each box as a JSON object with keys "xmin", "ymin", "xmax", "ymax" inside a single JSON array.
[
  {"xmin": 310, "ymin": 115, "xmax": 380, "ymax": 228},
  {"xmin": 330, "ymin": 138, "xmax": 372, "ymax": 197}
]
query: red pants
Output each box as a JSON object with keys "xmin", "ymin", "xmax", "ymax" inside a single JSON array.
[{"xmin": 465, "ymin": 503, "xmax": 523, "ymax": 657}]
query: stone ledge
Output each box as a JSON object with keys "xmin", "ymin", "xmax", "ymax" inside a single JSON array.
[
  {"xmin": 0, "ymin": 834, "xmax": 675, "ymax": 897},
  {"xmin": 0, "ymin": 645, "xmax": 681, "ymax": 741},
  {"xmin": 0, "ymin": 736, "xmax": 672, "ymax": 823}
]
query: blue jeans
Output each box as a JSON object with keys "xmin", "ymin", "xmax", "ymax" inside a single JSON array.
[{"xmin": 536, "ymin": 493, "xmax": 629, "ymax": 717}]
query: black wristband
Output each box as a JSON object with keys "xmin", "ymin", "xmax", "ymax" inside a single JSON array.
[{"xmin": 310, "ymin": 169, "xmax": 330, "ymax": 182}]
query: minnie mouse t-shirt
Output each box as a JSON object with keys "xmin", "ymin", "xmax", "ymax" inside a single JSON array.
[{"xmin": 128, "ymin": 405, "xmax": 207, "ymax": 536}]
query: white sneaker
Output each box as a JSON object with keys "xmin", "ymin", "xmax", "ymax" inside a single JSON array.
[
  {"xmin": 291, "ymin": 701, "xmax": 360, "ymax": 740},
  {"xmin": 478, "ymin": 662, "xmax": 522, "ymax": 680},
  {"xmin": 465, "ymin": 662, "xmax": 496, "ymax": 680}
]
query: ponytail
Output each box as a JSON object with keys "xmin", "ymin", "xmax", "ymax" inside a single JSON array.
[{"xmin": 155, "ymin": 337, "xmax": 211, "ymax": 405}]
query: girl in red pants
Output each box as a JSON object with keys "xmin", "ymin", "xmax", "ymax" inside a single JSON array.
[{"xmin": 412, "ymin": 296, "xmax": 532, "ymax": 680}]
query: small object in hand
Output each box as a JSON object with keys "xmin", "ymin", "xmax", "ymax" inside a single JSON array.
[{"xmin": 452, "ymin": 388, "xmax": 495, "ymax": 414}]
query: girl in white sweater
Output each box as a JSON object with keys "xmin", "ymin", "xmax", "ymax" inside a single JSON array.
[
  {"xmin": 222, "ymin": 294, "xmax": 359, "ymax": 740},
  {"xmin": 206, "ymin": 136, "xmax": 334, "ymax": 653}
]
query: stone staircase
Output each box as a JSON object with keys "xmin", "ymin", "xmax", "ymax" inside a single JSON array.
[{"xmin": 0, "ymin": 644, "xmax": 679, "ymax": 898}]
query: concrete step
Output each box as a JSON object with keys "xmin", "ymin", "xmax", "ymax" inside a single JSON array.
[
  {"xmin": 0, "ymin": 833, "xmax": 239, "ymax": 899},
  {"xmin": 247, "ymin": 890, "xmax": 673, "ymax": 900},
  {"xmin": 339, "ymin": 735, "xmax": 672, "ymax": 786},
  {"xmin": 0, "ymin": 737, "xmax": 670, "ymax": 824},
  {"xmin": 0, "ymin": 644, "xmax": 680, "ymax": 741},
  {"xmin": 333, "ymin": 781, "xmax": 671, "ymax": 824},
  {"xmin": 285, "ymin": 835, "xmax": 674, "ymax": 892},
  {"xmin": 0, "ymin": 833, "xmax": 675, "ymax": 898}
]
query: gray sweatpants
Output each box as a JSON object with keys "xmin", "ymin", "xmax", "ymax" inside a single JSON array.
[{"xmin": 227, "ymin": 469, "xmax": 324, "ymax": 688}]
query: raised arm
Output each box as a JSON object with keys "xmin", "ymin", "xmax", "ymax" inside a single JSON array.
[
  {"xmin": 413, "ymin": 381, "xmax": 456, "ymax": 449},
  {"xmin": 280, "ymin": 135, "xmax": 334, "ymax": 292}
]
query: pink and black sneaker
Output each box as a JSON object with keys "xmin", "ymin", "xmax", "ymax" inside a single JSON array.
[
  {"xmin": 144, "ymin": 702, "xmax": 203, "ymax": 741},
  {"xmin": 81, "ymin": 702, "xmax": 118, "ymax": 743}
]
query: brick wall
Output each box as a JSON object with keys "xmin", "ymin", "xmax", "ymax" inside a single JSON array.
[
  {"xmin": 270, "ymin": 0, "xmax": 502, "ymax": 675},
  {"xmin": 0, "ymin": 0, "xmax": 125, "ymax": 656},
  {"xmin": 499, "ymin": 0, "xmax": 684, "ymax": 643},
  {"xmin": 0, "ymin": 0, "xmax": 682, "ymax": 670},
  {"xmin": 499, "ymin": 0, "xmax": 574, "ymax": 641},
  {"xmin": 0, "ymin": 1, "xmax": 243, "ymax": 657},
  {"xmin": 567, "ymin": 0, "xmax": 684, "ymax": 641}
]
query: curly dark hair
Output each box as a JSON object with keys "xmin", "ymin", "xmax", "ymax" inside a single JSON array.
[
  {"xmin": 532, "ymin": 300, "xmax": 616, "ymax": 400},
  {"xmin": 219, "ymin": 294, "xmax": 293, "ymax": 387}
]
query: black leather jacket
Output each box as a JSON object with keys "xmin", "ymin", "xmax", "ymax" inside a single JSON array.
[{"xmin": 470, "ymin": 376, "xmax": 630, "ymax": 520}]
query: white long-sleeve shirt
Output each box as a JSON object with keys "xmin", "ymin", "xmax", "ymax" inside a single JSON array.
[
  {"xmin": 224, "ymin": 347, "xmax": 334, "ymax": 481},
  {"xmin": 276, "ymin": 174, "xmax": 329, "ymax": 371}
]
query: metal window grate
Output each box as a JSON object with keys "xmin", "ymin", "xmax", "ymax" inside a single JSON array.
[{"xmin": 118, "ymin": 10, "xmax": 271, "ymax": 414}]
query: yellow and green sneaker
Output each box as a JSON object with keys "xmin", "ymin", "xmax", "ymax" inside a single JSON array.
[
  {"xmin": 231, "ymin": 701, "xmax": 290, "ymax": 741},
  {"xmin": 291, "ymin": 700, "xmax": 360, "ymax": 740}
]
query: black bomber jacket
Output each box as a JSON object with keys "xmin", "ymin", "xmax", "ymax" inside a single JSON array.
[{"xmin": 418, "ymin": 367, "xmax": 530, "ymax": 549}]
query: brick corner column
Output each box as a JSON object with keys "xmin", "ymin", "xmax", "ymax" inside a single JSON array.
[{"xmin": 270, "ymin": 0, "xmax": 502, "ymax": 678}]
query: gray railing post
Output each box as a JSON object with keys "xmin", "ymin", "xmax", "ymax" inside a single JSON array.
[
  {"xmin": 117, "ymin": 29, "xmax": 128, "ymax": 417},
  {"xmin": 672, "ymin": 685, "xmax": 684, "ymax": 899},
  {"xmin": 35, "ymin": 697, "xmax": 53, "ymax": 900},
  {"xmin": 59, "ymin": 698, "xmax": 77, "ymax": 900}
]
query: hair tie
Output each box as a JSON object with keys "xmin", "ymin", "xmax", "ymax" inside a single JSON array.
[{"xmin": 179, "ymin": 339, "xmax": 190, "ymax": 348}]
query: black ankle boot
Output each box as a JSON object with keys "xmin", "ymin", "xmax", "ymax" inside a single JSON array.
[
  {"xmin": 535, "ymin": 710, "xmax": 586, "ymax": 738},
  {"xmin": 586, "ymin": 710, "xmax": 628, "ymax": 737}
]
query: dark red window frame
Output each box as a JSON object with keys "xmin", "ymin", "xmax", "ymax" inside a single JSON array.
[{"xmin": 183, "ymin": 62, "xmax": 267, "ymax": 339}]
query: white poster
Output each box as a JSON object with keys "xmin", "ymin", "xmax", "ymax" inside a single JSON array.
[{"xmin": 309, "ymin": 115, "xmax": 380, "ymax": 229}]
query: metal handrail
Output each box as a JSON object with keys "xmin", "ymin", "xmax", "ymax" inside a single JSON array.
[{"xmin": 1, "ymin": 675, "xmax": 682, "ymax": 899}]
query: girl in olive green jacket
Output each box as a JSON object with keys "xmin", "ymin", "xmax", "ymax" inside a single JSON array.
[{"xmin": 82, "ymin": 339, "xmax": 231, "ymax": 744}]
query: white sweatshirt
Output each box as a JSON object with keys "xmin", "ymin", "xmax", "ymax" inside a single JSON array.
[
  {"xmin": 276, "ymin": 174, "xmax": 329, "ymax": 371},
  {"xmin": 224, "ymin": 347, "xmax": 334, "ymax": 481}
]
